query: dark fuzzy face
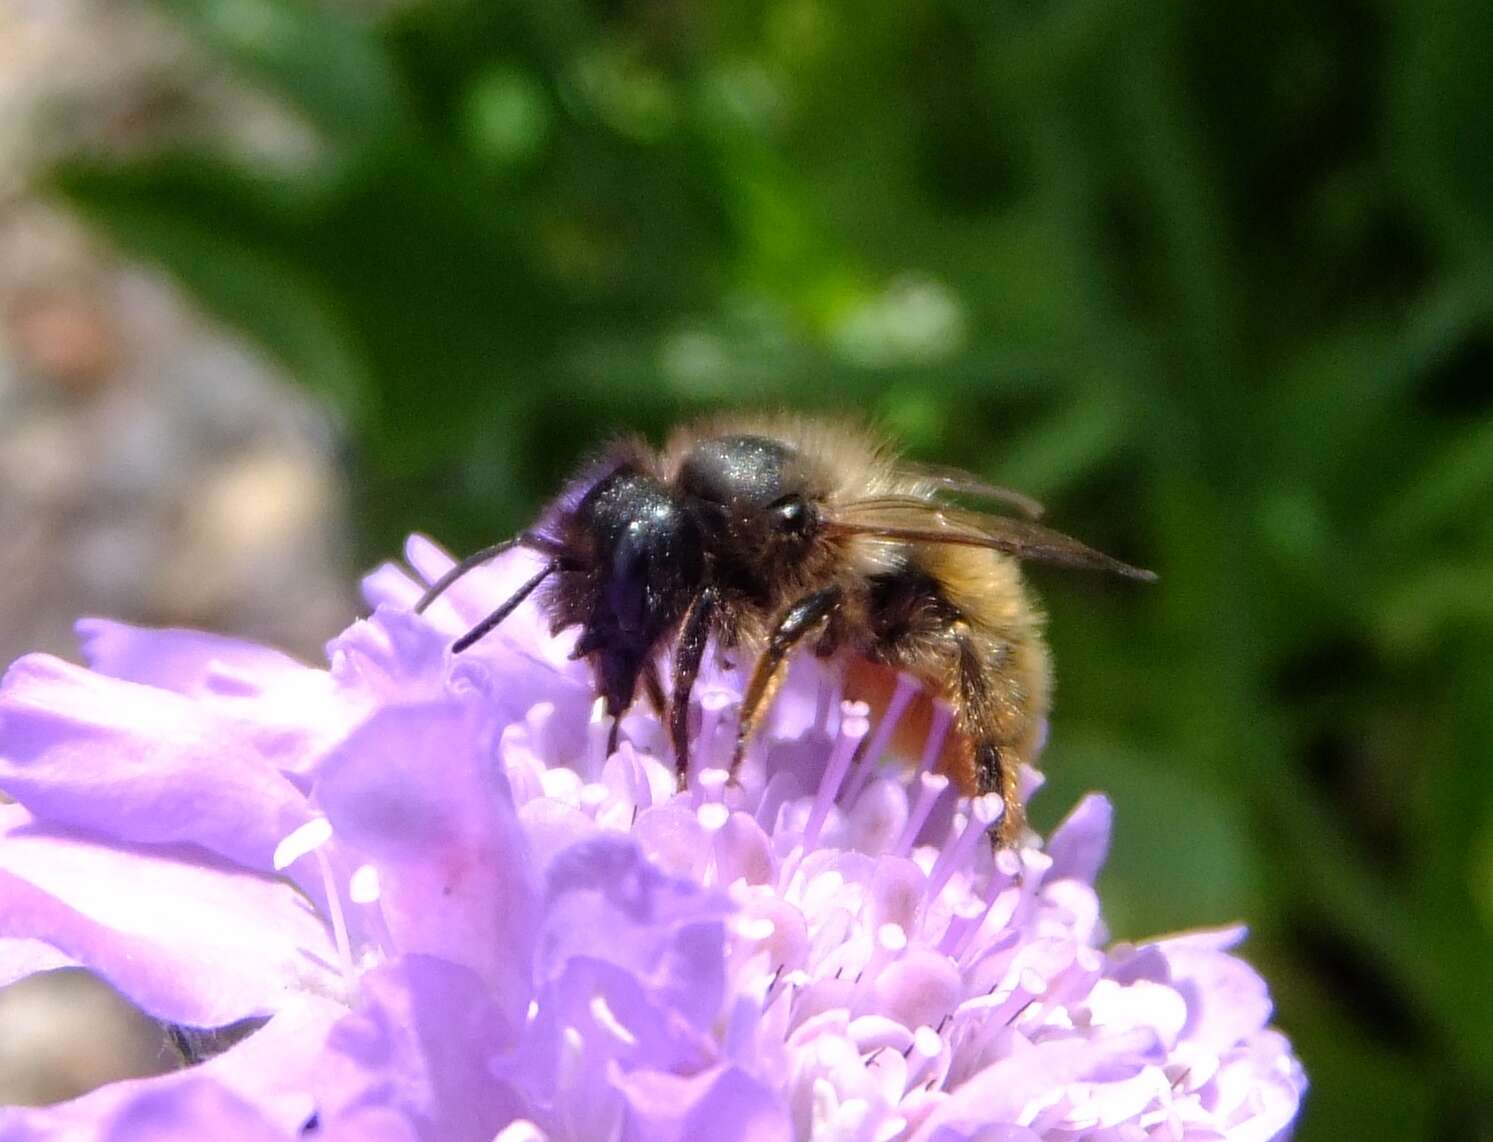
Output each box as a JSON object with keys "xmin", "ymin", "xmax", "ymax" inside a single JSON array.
[
  {"xmin": 548, "ymin": 464, "xmax": 706, "ymax": 714},
  {"xmin": 675, "ymin": 434, "xmax": 822, "ymax": 597},
  {"xmin": 579, "ymin": 473, "xmax": 704, "ymax": 625}
]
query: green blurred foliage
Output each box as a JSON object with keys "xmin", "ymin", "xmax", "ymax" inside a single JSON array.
[{"xmin": 45, "ymin": 0, "xmax": 1493, "ymax": 1135}]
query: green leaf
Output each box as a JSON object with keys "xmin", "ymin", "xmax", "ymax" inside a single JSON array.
[
  {"xmin": 995, "ymin": 393, "xmax": 1131, "ymax": 500},
  {"xmin": 1394, "ymin": 0, "xmax": 1493, "ymax": 255},
  {"xmin": 152, "ymin": 0, "xmax": 410, "ymax": 148},
  {"xmin": 1378, "ymin": 416, "xmax": 1493, "ymax": 544}
]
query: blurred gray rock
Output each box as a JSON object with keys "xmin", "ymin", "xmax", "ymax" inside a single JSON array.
[{"xmin": 0, "ymin": 0, "xmax": 358, "ymax": 1107}]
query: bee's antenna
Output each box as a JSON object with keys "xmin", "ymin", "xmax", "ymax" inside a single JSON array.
[
  {"xmin": 451, "ymin": 561, "xmax": 559, "ymax": 653},
  {"xmin": 415, "ymin": 532, "xmax": 564, "ymax": 614},
  {"xmin": 414, "ymin": 539, "xmax": 520, "ymax": 614}
]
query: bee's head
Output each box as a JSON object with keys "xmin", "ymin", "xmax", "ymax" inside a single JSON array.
[{"xmin": 676, "ymin": 434, "xmax": 824, "ymax": 589}]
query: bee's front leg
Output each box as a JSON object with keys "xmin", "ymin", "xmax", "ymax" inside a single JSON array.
[{"xmin": 669, "ymin": 587, "xmax": 718, "ymax": 792}]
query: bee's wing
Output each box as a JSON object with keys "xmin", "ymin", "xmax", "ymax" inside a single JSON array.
[
  {"xmin": 901, "ymin": 462, "xmax": 1045, "ymax": 519},
  {"xmin": 833, "ymin": 497, "xmax": 1157, "ymax": 581}
]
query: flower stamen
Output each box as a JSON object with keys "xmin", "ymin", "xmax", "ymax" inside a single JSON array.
[
  {"xmin": 926, "ymin": 794, "xmax": 1002, "ymax": 902},
  {"xmin": 842, "ymin": 674, "xmax": 920, "ymax": 805},
  {"xmin": 314, "ymin": 846, "xmax": 355, "ymax": 993},
  {"xmin": 918, "ymin": 703, "xmax": 953, "ymax": 778},
  {"xmin": 803, "ymin": 701, "xmax": 871, "ymax": 850},
  {"xmin": 893, "ymin": 773, "xmax": 950, "ymax": 857},
  {"xmin": 586, "ymin": 696, "xmax": 612, "ymax": 777}
]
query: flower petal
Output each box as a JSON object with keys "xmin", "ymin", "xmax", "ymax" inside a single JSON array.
[
  {"xmin": 1043, "ymin": 794, "xmax": 1112, "ymax": 885},
  {"xmin": 327, "ymin": 608, "xmax": 451, "ymax": 704},
  {"xmin": 318, "ymin": 1107, "xmax": 423, "ymax": 1142},
  {"xmin": 537, "ymin": 835, "xmax": 732, "ymax": 1031},
  {"xmin": 614, "ymin": 1063, "xmax": 792, "ymax": 1142},
  {"xmin": 0, "ymin": 655, "xmax": 313, "ymax": 872},
  {"xmin": 399, "ymin": 537, "xmax": 565, "ymax": 655},
  {"xmin": 0, "ymin": 806, "xmax": 337, "ymax": 1024},
  {"xmin": 314, "ymin": 956, "xmax": 523, "ymax": 1141},
  {"xmin": 76, "ymin": 619, "xmax": 365, "ymax": 783},
  {"xmin": 316, "ymin": 702, "xmax": 537, "ymax": 1027},
  {"xmin": 97, "ymin": 1080, "xmax": 289, "ymax": 1142},
  {"xmin": 0, "ymin": 937, "xmax": 77, "ymax": 987},
  {"xmin": 909, "ymin": 1030, "xmax": 1156, "ymax": 1139},
  {"xmin": 76, "ymin": 619, "xmax": 311, "ymax": 697},
  {"xmin": 1155, "ymin": 934, "xmax": 1275, "ymax": 1052},
  {"xmin": 379, "ymin": 539, "xmax": 595, "ymax": 714},
  {"xmin": 0, "ymin": 529, "xmax": 1306, "ymax": 1142}
]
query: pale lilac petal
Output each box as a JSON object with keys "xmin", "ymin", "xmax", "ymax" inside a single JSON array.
[
  {"xmin": 1213, "ymin": 1029, "xmax": 1308, "ymax": 1141},
  {"xmin": 74, "ymin": 620, "xmax": 362, "ymax": 783},
  {"xmin": 327, "ymin": 607, "xmax": 452, "ymax": 703},
  {"xmin": 76, "ymin": 619, "xmax": 310, "ymax": 696},
  {"xmin": 1159, "ymin": 923, "xmax": 1249, "ymax": 954},
  {"xmin": 0, "ymin": 806, "xmax": 337, "ymax": 1024},
  {"xmin": 318, "ymin": 1108, "xmax": 422, "ymax": 1142},
  {"xmin": 361, "ymin": 559, "xmax": 426, "ymax": 612},
  {"xmin": 1043, "ymin": 793, "xmax": 1112, "ymax": 885},
  {"xmin": 536, "ymin": 835, "xmax": 730, "ymax": 1031},
  {"xmin": 909, "ymin": 1031, "xmax": 1157, "ymax": 1140},
  {"xmin": 866, "ymin": 947, "xmax": 962, "ymax": 1030},
  {"xmin": 316, "ymin": 703, "xmax": 536, "ymax": 1026},
  {"xmin": 1155, "ymin": 937, "xmax": 1275, "ymax": 1053},
  {"xmin": 0, "ymin": 937, "xmax": 77, "ymax": 987},
  {"xmin": 398, "ymin": 537, "xmax": 556, "ymax": 647},
  {"xmin": 314, "ymin": 956, "xmax": 523, "ymax": 1141},
  {"xmin": 614, "ymin": 1064, "xmax": 792, "ymax": 1142},
  {"xmin": 1209, "ymin": 1066, "xmax": 1305, "ymax": 1142},
  {"xmin": 507, "ymin": 955, "xmax": 716, "ymax": 1100},
  {"xmin": 98, "ymin": 1081, "xmax": 288, "ymax": 1142},
  {"xmin": 388, "ymin": 539, "xmax": 594, "ymax": 711},
  {"xmin": 0, "ymin": 655, "xmax": 313, "ymax": 871}
]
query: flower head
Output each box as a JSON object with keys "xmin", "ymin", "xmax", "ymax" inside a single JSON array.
[{"xmin": 0, "ymin": 537, "xmax": 1306, "ymax": 1139}]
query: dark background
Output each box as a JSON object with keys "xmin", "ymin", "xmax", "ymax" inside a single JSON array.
[{"xmin": 23, "ymin": 0, "xmax": 1493, "ymax": 1136}]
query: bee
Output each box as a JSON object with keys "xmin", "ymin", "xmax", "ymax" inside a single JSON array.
[{"xmin": 415, "ymin": 415, "xmax": 1153, "ymax": 844}]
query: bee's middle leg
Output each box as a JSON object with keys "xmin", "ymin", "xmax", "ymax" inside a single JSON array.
[
  {"xmin": 730, "ymin": 586, "xmax": 843, "ymax": 779},
  {"xmin": 642, "ymin": 661, "xmax": 668, "ymax": 719}
]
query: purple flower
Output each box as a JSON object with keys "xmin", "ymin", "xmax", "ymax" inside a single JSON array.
[{"xmin": 0, "ymin": 537, "xmax": 1306, "ymax": 1140}]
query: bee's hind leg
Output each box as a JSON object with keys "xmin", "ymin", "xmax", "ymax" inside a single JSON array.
[{"xmin": 951, "ymin": 626, "xmax": 1026, "ymax": 848}]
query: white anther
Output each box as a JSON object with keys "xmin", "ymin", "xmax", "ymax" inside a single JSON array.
[{"xmin": 273, "ymin": 817, "xmax": 333, "ymax": 871}]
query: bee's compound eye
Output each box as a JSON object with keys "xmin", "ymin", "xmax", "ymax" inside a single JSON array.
[{"xmin": 769, "ymin": 494, "xmax": 810, "ymax": 535}]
